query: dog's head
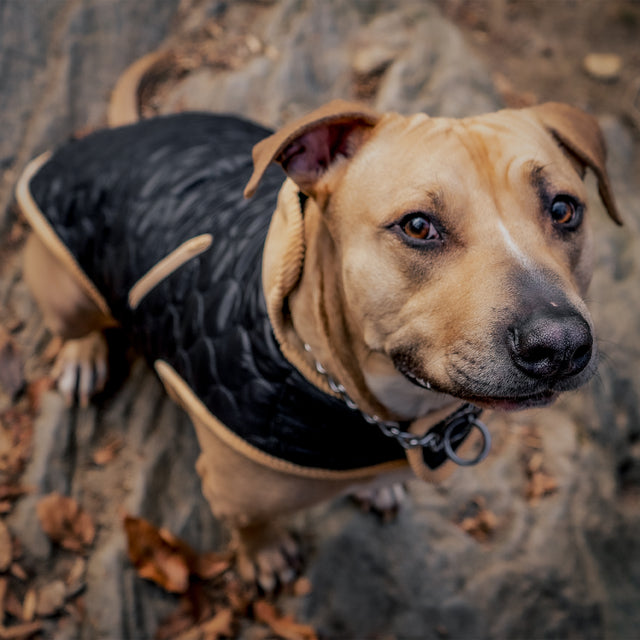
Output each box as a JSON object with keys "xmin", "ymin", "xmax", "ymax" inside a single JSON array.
[{"xmin": 247, "ymin": 101, "xmax": 621, "ymax": 416}]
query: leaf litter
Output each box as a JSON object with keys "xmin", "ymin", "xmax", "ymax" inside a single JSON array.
[{"xmin": 123, "ymin": 514, "xmax": 317, "ymax": 639}]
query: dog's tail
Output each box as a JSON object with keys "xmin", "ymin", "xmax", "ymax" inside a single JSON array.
[{"xmin": 108, "ymin": 50, "xmax": 172, "ymax": 127}]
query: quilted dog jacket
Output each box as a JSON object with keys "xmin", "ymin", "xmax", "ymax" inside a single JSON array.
[{"xmin": 24, "ymin": 113, "xmax": 435, "ymax": 473}]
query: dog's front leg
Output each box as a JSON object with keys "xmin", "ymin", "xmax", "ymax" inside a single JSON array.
[{"xmin": 23, "ymin": 233, "xmax": 118, "ymax": 406}]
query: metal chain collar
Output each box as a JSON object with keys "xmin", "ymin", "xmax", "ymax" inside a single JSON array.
[{"xmin": 303, "ymin": 343, "xmax": 491, "ymax": 467}]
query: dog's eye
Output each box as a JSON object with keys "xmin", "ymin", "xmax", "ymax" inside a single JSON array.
[
  {"xmin": 400, "ymin": 214, "xmax": 441, "ymax": 242},
  {"xmin": 550, "ymin": 196, "xmax": 583, "ymax": 230}
]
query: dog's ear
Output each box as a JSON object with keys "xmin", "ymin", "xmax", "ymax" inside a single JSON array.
[
  {"xmin": 244, "ymin": 100, "xmax": 380, "ymax": 198},
  {"xmin": 528, "ymin": 102, "xmax": 622, "ymax": 225}
]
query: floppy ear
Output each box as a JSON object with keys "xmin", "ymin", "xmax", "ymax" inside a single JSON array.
[
  {"xmin": 244, "ymin": 100, "xmax": 380, "ymax": 198},
  {"xmin": 527, "ymin": 102, "xmax": 622, "ymax": 225}
]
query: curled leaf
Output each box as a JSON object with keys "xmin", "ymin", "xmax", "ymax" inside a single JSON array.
[
  {"xmin": 123, "ymin": 515, "xmax": 231, "ymax": 594},
  {"xmin": 36, "ymin": 493, "xmax": 95, "ymax": 552},
  {"xmin": 253, "ymin": 600, "xmax": 317, "ymax": 640}
]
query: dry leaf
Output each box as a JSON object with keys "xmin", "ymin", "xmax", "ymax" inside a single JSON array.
[
  {"xmin": 0, "ymin": 620, "xmax": 43, "ymax": 639},
  {"xmin": 526, "ymin": 468, "xmax": 558, "ymax": 503},
  {"xmin": 91, "ymin": 435, "xmax": 123, "ymax": 466},
  {"xmin": 0, "ymin": 407, "xmax": 34, "ymax": 482},
  {"xmin": 193, "ymin": 551, "xmax": 232, "ymax": 581},
  {"xmin": 124, "ymin": 516, "xmax": 231, "ymax": 594},
  {"xmin": 197, "ymin": 608, "xmax": 234, "ymax": 639},
  {"xmin": 0, "ymin": 521, "xmax": 12, "ymax": 572},
  {"xmin": 41, "ymin": 336, "xmax": 63, "ymax": 364},
  {"xmin": 35, "ymin": 580, "xmax": 67, "ymax": 617},
  {"xmin": 525, "ymin": 453, "xmax": 558, "ymax": 503},
  {"xmin": 26, "ymin": 377, "xmax": 54, "ymax": 413},
  {"xmin": 0, "ymin": 486, "xmax": 30, "ymax": 502},
  {"xmin": 0, "ymin": 577, "xmax": 7, "ymax": 624},
  {"xmin": 9, "ymin": 564, "xmax": 27, "ymax": 581},
  {"xmin": 21, "ymin": 589, "xmax": 36, "ymax": 622},
  {"xmin": 0, "ymin": 329, "xmax": 24, "ymax": 399},
  {"xmin": 457, "ymin": 497, "xmax": 498, "ymax": 542},
  {"xmin": 293, "ymin": 576, "xmax": 313, "ymax": 597},
  {"xmin": 124, "ymin": 516, "xmax": 193, "ymax": 593},
  {"xmin": 156, "ymin": 595, "xmax": 200, "ymax": 640},
  {"xmin": 36, "ymin": 493, "xmax": 95, "ymax": 553},
  {"xmin": 65, "ymin": 556, "xmax": 86, "ymax": 588},
  {"xmin": 253, "ymin": 600, "xmax": 317, "ymax": 640}
]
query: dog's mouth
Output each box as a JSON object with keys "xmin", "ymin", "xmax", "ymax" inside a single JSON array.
[
  {"xmin": 400, "ymin": 368, "xmax": 559, "ymax": 411},
  {"xmin": 402, "ymin": 370, "xmax": 433, "ymax": 390},
  {"xmin": 464, "ymin": 389, "xmax": 559, "ymax": 411}
]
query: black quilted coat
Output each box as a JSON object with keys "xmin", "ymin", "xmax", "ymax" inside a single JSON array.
[{"xmin": 27, "ymin": 113, "xmax": 429, "ymax": 472}]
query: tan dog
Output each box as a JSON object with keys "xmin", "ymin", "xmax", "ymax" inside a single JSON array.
[{"xmin": 16, "ymin": 100, "xmax": 620, "ymax": 589}]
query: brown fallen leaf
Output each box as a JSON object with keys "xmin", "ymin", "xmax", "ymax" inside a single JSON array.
[
  {"xmin": 0, "ymin": 406, "xmax": 34, "ymax": 482},
  {"xmin": 36, "ymin": 493, "xmax": 95, "ymax": 553},
  {"xmin": 41, "ymin": 336, "xmax": 63, "ymax": 364},
  {"xmin": 195, "ymin": 608, "xmax": 235, "ymax": 640},
  {"xmin": 0, "ymin": 521, "xmax": 12, "ymax": 572},
  {"xmin": 0, "ymin": 577, "xmax": 7, "ymax": 624},
  {"xmin": 293, "ymin": 576, "xmax": 313, "ymax": 597},
  {"xmin": 65, "ymin": 556, "xmax": 86, "ymax": 588},
  {"xmin": 124, "ymin": 515, "xmax": 231, "ymax": 594},
  {"xmin": 193, "ymin": 551, "xmax": 232, "ymax": 582},
  {"xmin": 124, "ymin": 516, "xmax": 193, "ymax": 594},
  {"xmin": 35, "ymin": 580, "xmax": 67, "ymax": 617},
  {"xmin": 253, "ymin": 600, "xmax": 317, "ymax": 640},
  {"xmin": 21, "ymin": 589, "xmax": 36, "ymax": 622},
  {"xmin": 0, "ymin": 329, "xmax": 24, "ymax": 399},
  {"xmin": 0, "ymin": 486, "xmax": 30, "ymax": 502},
  {"xmin": 0, "ymin": 620, "xmax": 43, "ymax": 639},
  {"xmin": 2, "ymin": 589, "xmax": 22, "ymax": 620},
  {"xmin": 26, "ymin": 377, "xmax": 55, "ymax": 414},
  {"xmin": 91, "ymin": 434, "xmax": 124, "ymax": 466},
  {"xmin": 525, "ymin": 452, "xmax": 558, "ymax": 503},
  {"xmin": 457, "ymin": 497, "xmax": 498, "ymax": 542},
  {"xmin": 9, "ymin": 564, "xmax": 27, "ymax": 582}
]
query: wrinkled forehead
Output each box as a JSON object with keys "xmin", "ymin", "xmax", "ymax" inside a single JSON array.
[{"xmin": 351, "ymin": 111, "xmax": 581, "ymax": 203}]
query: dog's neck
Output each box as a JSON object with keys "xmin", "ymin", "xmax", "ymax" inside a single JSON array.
[{"xmin": 262, "ymin": 180, "xmax": 451, "ymax": 422}]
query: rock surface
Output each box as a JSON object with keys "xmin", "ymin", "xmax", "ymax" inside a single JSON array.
[{"xmin": 0, "ymin": 1, "xmax": 639, "ymax": 638}]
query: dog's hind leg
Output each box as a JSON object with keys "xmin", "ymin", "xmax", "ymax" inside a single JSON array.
[
  {"xmin": 350, "ymin": 483, "xmax": 407, "ymax": 522},
  {"xmin": 23, "ymin": 233, "xmax": 117, "ymax": 405}
]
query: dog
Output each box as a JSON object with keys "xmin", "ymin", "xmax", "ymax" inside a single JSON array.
[{"xmin": 15, "ymin": 100, "xmax": 621, "ymax": 589}]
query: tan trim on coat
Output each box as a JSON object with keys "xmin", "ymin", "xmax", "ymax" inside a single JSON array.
[
  {"xmin": 154, "ymin": 359, "xmax": 408, "ymax": 480},
  {"xmin": 15, "ymin": 152, "xmax": 114, "ymax": 319},
  {"xmin": 128, "ymin": 234, "xmax": 213, "ymax": 309}
]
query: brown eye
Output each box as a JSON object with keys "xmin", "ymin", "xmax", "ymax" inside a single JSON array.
[
  {"xmin": 550, "ymin": 196, "xmax": 582, "ymax": 229},
  {"xmin": 401, "ymin": 214, "xmax": 440, "ymax": 241}
]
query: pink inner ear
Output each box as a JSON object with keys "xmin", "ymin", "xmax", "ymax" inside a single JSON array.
[{"xmin": 279, "ymin": 129, "xmax": 332, "ymax": 181}]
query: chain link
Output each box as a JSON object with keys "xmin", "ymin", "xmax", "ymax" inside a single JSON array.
[{"xmin": 304, "ymin": 343, "xmax": 491, "ymax": 465}]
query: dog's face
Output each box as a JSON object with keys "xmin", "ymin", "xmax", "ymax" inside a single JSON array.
[{"xmin": 247, "ymin": 101, "xmax": 621, "ymax": 416}]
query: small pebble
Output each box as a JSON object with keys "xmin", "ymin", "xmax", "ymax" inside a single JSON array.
[{"xmin": 583, "ymin": 53, "xmax": 622, "ymax": 82}]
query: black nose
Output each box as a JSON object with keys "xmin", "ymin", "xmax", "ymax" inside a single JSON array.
[{"xmin": 508, "ymin": 310, "xmax": 593, "ymax": 379}]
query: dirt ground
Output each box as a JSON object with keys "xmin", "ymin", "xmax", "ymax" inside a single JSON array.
[
  {"xmin": 0, "ymin": 0, "xmax": 639, "ymax": 638},
  {"xmin": 437, "ymin": 0, "xmax": 640, "ymax": 126}
]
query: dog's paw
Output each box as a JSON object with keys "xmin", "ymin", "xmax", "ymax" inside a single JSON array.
[
  {"xmin": 233, "ymin": 527, "xmax": 302, "ymax": 594},
  {"xmin": 351, "ymin": 483, "xmax": 406, "ymax": 522},
  {"xmin": 51, "ymin": 331, "xmax": 109, "ymax": 407}
]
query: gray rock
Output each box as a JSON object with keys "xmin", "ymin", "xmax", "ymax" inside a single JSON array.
[{"xmin": 0, "ymin": 0, "xmax": 182, "ymax": 231}]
